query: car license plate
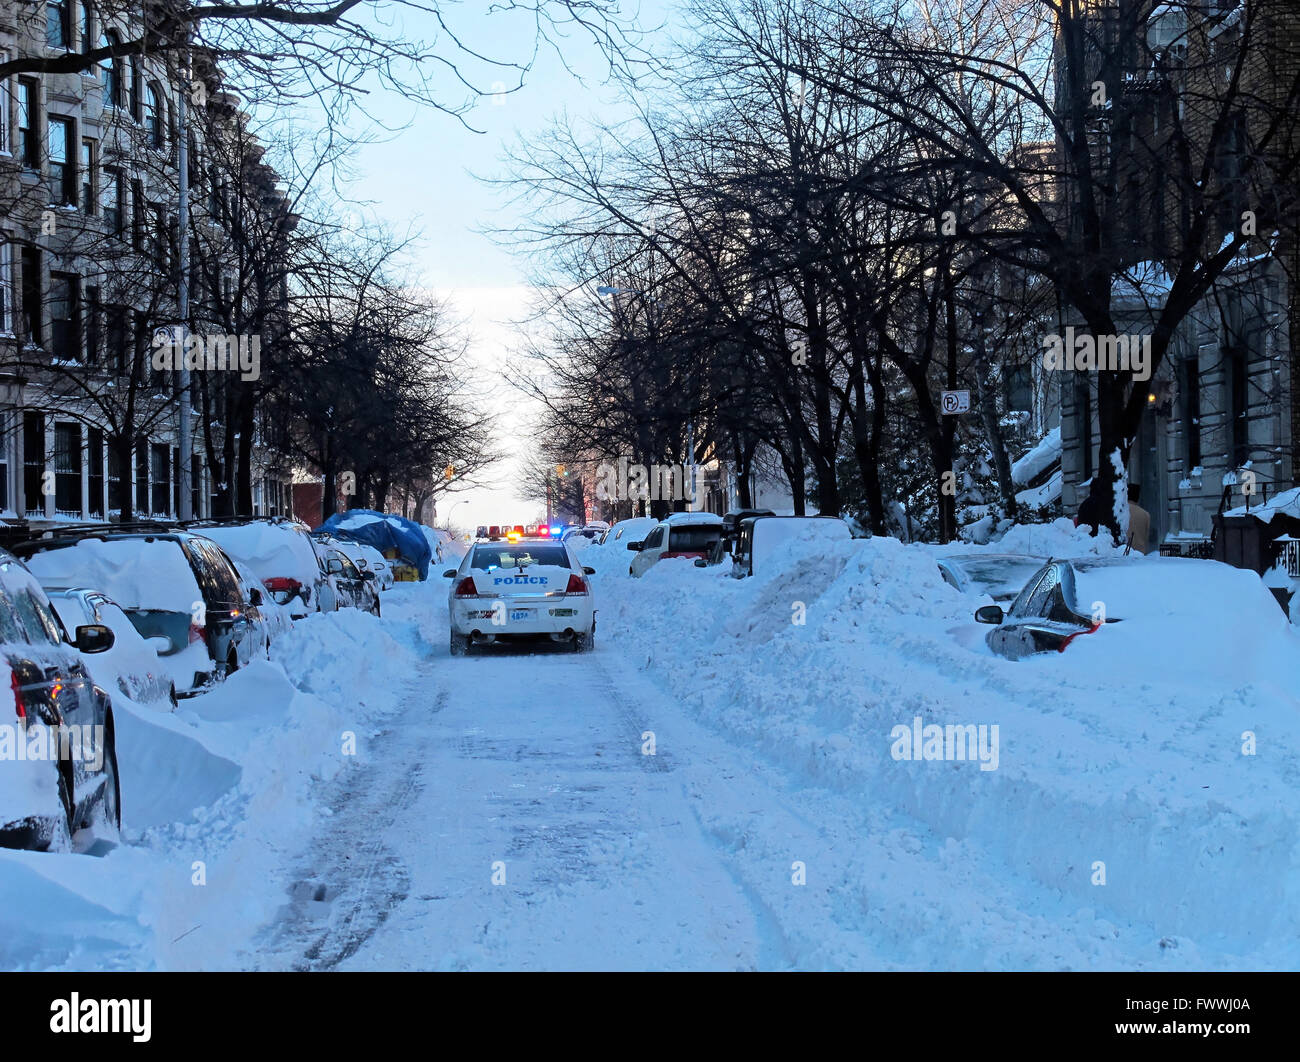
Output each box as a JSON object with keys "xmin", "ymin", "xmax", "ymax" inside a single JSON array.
[{"xmin": 509, "ymin": 609, "xmax": 533, "ymax": 621}]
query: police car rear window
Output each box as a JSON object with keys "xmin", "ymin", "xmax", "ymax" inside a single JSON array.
[{"xmin": 471, "ymin": 545, "xmax": 570, "ymax": 570}]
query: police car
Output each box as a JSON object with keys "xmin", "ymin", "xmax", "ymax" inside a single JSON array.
[{"xmin": 444, "ymin": 537, "xmax": 596, "ymax": 655}]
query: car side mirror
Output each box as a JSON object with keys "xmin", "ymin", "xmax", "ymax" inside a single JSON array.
[
  {"xmin": 694, "ymin": 558, "xmax": 707, "ymax": 568},
  {"xmin": 360, "ymin": 569, "xmax": 376, "ymax": 581},
  {"xmin": 975, "ymin": 605, "xmax": 1004, "ymax": 625},
  {"xmin": 443, "ymin": 569, "xmax": 457, "ymax": 578},
  {"xmin": 326, "ymin": 558, "xmax": 344, "ymax": 574},
  {"xmin": 249, "ymin": 587, "xmax": 264, "ymax": 606},
  {"xmin": 74, "ymin": 623, "xmax": 115, "ymax": 653},
  {"xmin": 583, "ymin": 566, "xmax": 595, "ymax": 575},
  {"xmin": 627, "ymin": 542, "xmax": 643, "ymax": 551}
]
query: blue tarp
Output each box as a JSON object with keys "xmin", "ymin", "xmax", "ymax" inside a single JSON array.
[{"xmin": 316, "ymin": 509, "xmax": 434, "ymax": 579}]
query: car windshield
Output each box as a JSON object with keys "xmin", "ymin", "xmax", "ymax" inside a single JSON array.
[{"xmin": 471, "ymin": 545, "xmax": 570, "ymax": 570}]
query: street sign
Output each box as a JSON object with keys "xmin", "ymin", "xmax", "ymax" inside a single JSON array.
[{"xmin": 941, "ymin": 389, "xmax": 970, "ymax": 415}]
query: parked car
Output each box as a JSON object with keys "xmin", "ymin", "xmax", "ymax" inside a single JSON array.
[
  {"xmin": 45, "ymin": 588, "xmax": 178, "ymax": 710},
  {"xmin": 445, "ymin": 537, "xmax": 596, "ymax": 654},
  {"xmin": 186, "ymin": 519, "xmax": 325, "ymax": 620},
  {"xmin": 974, "ymin": 557, "xmax": 1120, "ymax": 659},
  {"xmin": 597, "ymin": 516, "xmax": 660, "ymax": 550},
  {"xmin": 313, "ymin": 533, "xmax": 395, "ymax": 592},
  {"xmin": 13, "ymin": 531, "xmax": 261, "ymax": 695},
  {"xmin": 628, "ymin": 513, "xmax": 725, "ymax": 577},
  {"xmin": 227, "ymin": 557, "xmax": 281, "ymax": 656},
  {"xmin": 936, "ymin": 553, "xmax": 1049, "ymax": 603},
  {"xmin": 311, "ymin": 541, "xmax": 381, "ymax": 616},
  {"xmin": 0, "ymin": 549, "xmax": 121, "ymax": 851},
  {"xmin": 729, "ymin": 515, "xmax": 851, "ymax": 578}
]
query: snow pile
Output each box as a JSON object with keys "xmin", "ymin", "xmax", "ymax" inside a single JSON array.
[
  {"xmin": 595, "ymin": 530, "xmax": 1300, "ymax": 967},
  {"xmin": 0, "ymin": 585, "xmax": 434, "ymax": 970},
  {"xmin": 1011, "ymin": 427, "xmax": 1061, "ymax": 486}
]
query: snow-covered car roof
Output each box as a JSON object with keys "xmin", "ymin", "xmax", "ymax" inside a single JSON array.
[
  {"xmin": 661, "ymin": 512, "xmax": 724, "ymax": 526},
  {"xmin": 199, "ymin": 522, "xmax": 321, "ymax": 591},
  {"xmin": 20, "ymin": 536, "xmax": 201, "ymax": 613}
]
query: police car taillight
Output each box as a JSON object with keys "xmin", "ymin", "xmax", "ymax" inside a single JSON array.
[
  {"xmin": 454, "ymin": 577, "xmax": 479, "ymax": 597},
  {"xmin": 565, "ymin": 574, "xmax": 588, "ymax": 595}
]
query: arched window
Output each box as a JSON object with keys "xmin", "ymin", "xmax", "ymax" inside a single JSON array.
[
  {"xmin": 79, "ymin": 3, "xmax": 93, "ymax": 53},
  {"xmin": 129, "ymin": 54, "xmax": 141, "ymax": 119},
  {"xmin": 145, "ymin": 82, "xmax": 163, "ymax": 149},
  {"xmin": 47, "ymin": 1, "xmax": 70, "ymax": 50},
  {"xmin": 101, "ymin": 30, "xmax": 121, "ymax": 108}
]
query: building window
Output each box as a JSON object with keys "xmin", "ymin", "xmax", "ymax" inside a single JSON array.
[
  {"xmin": 135, "ymin": 441, "xmax": 149, "ymax": 514},
  {"xmin": 79, "ymin": 2, "xmax": 93, "ymax": 53},
  {"xmin": 0, "ymin": 414, "xmax": 9, "ymax": 514},
  {"xmin": 1180, "ymin": 357, "xmax": 1201, "ymax": 470},
  {"xmin": 17, "ymin": 78, "xmax": 40, "ymax": 169},
  {"xmin": 102, "ymin": 166, "xmax": 122, "ymax": 234},
  {"xmin": 47, "ymin": 1, "xmax": 71, "ymax": 50},
  {"xmin": 85, "ymin": 283, "xmax": 99, "ymax": 366},
  {"xmin": 49, "ymin": 272, "xmax": 80, "ymax": 361},
  {"xmin": 131, "ymin": 180, "xmax": 145, "ymax": 250},
  {"xmin": 191, "ymin": 454, "xmax": 202, "ymax": 518},
  {"xmin": 0, "ymin": 52, "xmax": 11, "ymax": 154},
  {"xmin": 48, "ymin": 116, "xmax": 75, "ymax": 206},
  {"xmin": 145, "ymin": 82, "xmax": 163, "ymax": 149},
  {"xmin": 152, "ymin": 203, "xmax": 168, "ymax": 267},
  {"xmin": 107, "ymin": 442, "xmax": 124, "ymax": 512},
  {"xmin": 19, "ymin": 246, "xmax": 41, "ymax": 346},
  {"xmin": 0, "ymin": 240, "xmax": 11, "ymax": 334},
  {"xmin": 88, "ymin": 428, "xmax": 104, "ymax": 517},
  {"xmin": 24, "ymin": 413, "xmax": 46, "ymax": 516},
  {"xmin": 54, "ymin": 422, "xmax": 82, "ymax": 514},
  {"xmin": 106, "ymin": 305, "xmax": 127, "ymax": 371},
  {"xmin": 129, "ymin": 54, "xmax": 141, "ymax": 120},
  {"xmin": 80, "ymin": 138, "xmax": 95, "ymax": 213},
  {"xmin": 101, "ymin": 31, "xmax": 121, "ymax": 108}
]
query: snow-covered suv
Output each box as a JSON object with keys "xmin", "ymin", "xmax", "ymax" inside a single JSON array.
[{"xmin": 627, "ymin": 513, "xmax": 724, "ymax": 577}]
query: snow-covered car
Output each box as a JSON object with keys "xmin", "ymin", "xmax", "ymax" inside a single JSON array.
[
  {"xmin": 315, "ymin": 534, "xmax": 394, "ymax": 591},
  {"xmin": 597, "ymin": 516, "xmax": 660, "ymax": 550},
  {"xmin": 728, "ymin": 515, "xmax": 850, "ymax": 578},
  {"xmin": 45, "ymin": 588, "xmax": 178, "ymax": 710},
  {"xmin": 444, "ymin": 537, "xmax": 595, "ymax": 654},
  {"xmin": 973, "ymin": 555, "xmax": 1280, "ymax": 661},
  {"xmin": 628, "ymin": 512, "xmax": 725, "ymax": 577},
  {"xmin": 227, "ymin": 557, "xmax": 282, "ymax": 655},
  {"xmin": 936, "ymin": 553, "xmax": 1050, "ymax": 604},
  {"xmin": 311, "ymin": 542, "xmax": 381, "ymax": 616},
  {"xmin": 0, "ymin": 550, "xmax": 121, "ymax": 851},
  {"xmin": 190, "ymin": 519, "xmax": 326, "ymax": 620},
  {"xmin": 13, "ymin": 531, "xmax": 261, "ymax": 695}
]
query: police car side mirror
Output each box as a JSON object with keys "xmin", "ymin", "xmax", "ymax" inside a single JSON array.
[
  {"xmin": 694, "ymin": 558, "xmax": 707, "ymax": 568},
  {"xmin": 975, "ymin": 605, "xmax": 1004, "ymax": 625},
  {"xmin": 627, "ymin": 542, "xmax": 643, "ymax": 551},
  {"xmin": 583, "ymin": 566, "xmax": 595, "ymax": 575},
  {"xmin": 442, "ymin": 569, "xmax": 457, "ymax": 578}
]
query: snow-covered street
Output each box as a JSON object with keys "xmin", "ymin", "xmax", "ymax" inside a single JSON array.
[{"xmin": 5, "ymin": 520, "xmax": 1297, "ymax": 972}]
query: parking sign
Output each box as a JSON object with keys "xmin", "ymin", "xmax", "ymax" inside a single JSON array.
[{"xmin": 941, "ymin": 389, "xmax": 970, "ymax": 415}]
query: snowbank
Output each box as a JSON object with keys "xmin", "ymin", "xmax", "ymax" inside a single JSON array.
[{"xmin": 593, "ymin": 527, "xmax": 1300, "ymax": 967}]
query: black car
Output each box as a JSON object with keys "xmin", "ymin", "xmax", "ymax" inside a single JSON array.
[
  {"xmin": 0, "ymin": 549, "xmax": 121, "ymax": 851},
  {"xmin": 12, "ymin": 529, "xmax": 262, "ymax": 694},
  {"xmin": 974, "ymin": 559, "xmax": 1117, "ymax": 659}
]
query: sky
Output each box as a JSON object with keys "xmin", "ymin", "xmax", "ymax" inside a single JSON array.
[{"xmin": 331, "ymin": 1, "xmax": 673, "ymax": 532}]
